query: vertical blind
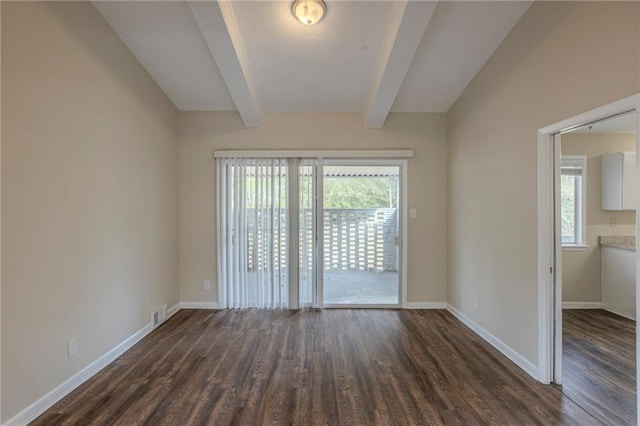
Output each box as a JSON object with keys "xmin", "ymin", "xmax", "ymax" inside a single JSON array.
[
  {"xmin": 217, "ymin": 158, "xmax": 289, "ymax": 309},
  {"xmin": 299, "ymin": 160, "xmax": 317, "ymax": 307}
]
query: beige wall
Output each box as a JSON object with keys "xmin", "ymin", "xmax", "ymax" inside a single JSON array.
[
  {"xmin": 1, "ymin": 2, "xmax": 4, "ymax": 422},
  {"xmin": 448, "ymin": 1, "xmax": 639, "ymax": 366},
  {"xmin": 179, "ymin": 112, "xmax": 448, "ymax": 305},
  {"xmin": 2, "ymin": 2, "xmax": 179, "ymax": 421},
  {"xmin": 561, "ymin": 133, "xmax": 636, "ymax": 303}
]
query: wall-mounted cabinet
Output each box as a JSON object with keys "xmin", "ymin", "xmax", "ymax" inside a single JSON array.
[{"xmin": 602, "ymin": 152, "xmax": 636, "ymax": 210}]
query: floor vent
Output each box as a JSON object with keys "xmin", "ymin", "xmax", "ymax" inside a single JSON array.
[{"xmin": 151, "ymin": 303, "xmax": 168, "ymax": 329}]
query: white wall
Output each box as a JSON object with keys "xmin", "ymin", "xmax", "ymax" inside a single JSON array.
[
  {"xmin": 1, "ymin": 2, "xmax": 179, "ymax": 421},
  {"xmin": 561, "ymin": 133, "xmax": 636, "ymax": 303},
  {"xmin": 179, "ymin": 112, "xmax": 448, "ymax": 306},
  {"xmin": 448, "ymin": 1, "xmax": 639, "ymax": 366}
]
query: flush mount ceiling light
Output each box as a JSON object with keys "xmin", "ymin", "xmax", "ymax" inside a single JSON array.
[{"xmin": 292, "ymin": 0, "xmax": 326, "ymax": 26}]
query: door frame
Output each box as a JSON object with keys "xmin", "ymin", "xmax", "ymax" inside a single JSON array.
[
  {"xmin": 537, "ymin": 94, "xmax": 640, "ymax": 388},
  {"xmin": 319, "ymin": 158, "xmax": 408, "ymax": 309},
  {"xmin": 214, "ymin": 150, "xmax": 413, "ymax": 310}
]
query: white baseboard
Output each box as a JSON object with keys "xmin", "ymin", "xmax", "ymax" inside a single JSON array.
[
  {"xmin": 4, "ymin": 322, "xmax": 154, "ymax": 426},
  {"xmin": 562, "ymin": 302, "xmax": 602, "ymax": 309},
  {"xmin": 404, "ymin": 302, "xmax": 447, "ymax": 309},
  {"xmin": 601, "ymin": 305, "xmax": 636, "ymax": 321},
  {"xmin": 446, "ymin": 304, "xmax": 539, "ymax": 381},
  {"xmin": 167, "ymin": 302, "xmax": 181, "ymax": 318},
  {"xmin": 181, "ymin": 301, "xmax": 220, "ymax": 309}
]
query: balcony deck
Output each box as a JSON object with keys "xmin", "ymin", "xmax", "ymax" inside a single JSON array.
[{"xmin": 323, "ymin": 270, "xmax": 398, "ymax": 305}]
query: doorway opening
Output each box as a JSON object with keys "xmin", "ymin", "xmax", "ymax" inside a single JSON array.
[
  {"xmin": 557, "ymin": 111, "xmax": 637, "ymax": 425},
  {"xmin": 537, "ymin": 94, "xmax": 640, "ymax": 424},
  {"xmin": 321, "ymin": 162, "xmax": 402, "ymax": 307}
]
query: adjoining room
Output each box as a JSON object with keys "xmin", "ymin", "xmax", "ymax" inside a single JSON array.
[{"xmin": 560, "ymin": 111, "xmax": 637, "ymax": 424}]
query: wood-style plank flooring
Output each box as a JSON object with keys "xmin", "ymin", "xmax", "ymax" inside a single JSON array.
[
  {"xmin": 34, "ymin": 309, "xmax": 598, "ymax": 425},
  {"xmin": 563, "ymin": 309, "xmax": 636, "ymax": 426}
]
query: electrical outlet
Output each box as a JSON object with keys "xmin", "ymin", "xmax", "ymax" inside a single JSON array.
[
  {"xmin": 474, "ymin": 298, "xmax": 480, "ymax": 310},
  {"xmin": 204, "ymin": 280, "xmax": 211, "ymax": 290},
  {"xmin": 611, "ymin": 217, "xmax": 617, "ymax": 227},
  {"xmin": 68, "ymin": 338, "xmax": 78, "ymax": 358}
]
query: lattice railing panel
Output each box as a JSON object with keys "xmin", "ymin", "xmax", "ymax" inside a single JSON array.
[
  {"xmin": 242, "ymin": 208, "xmax": 398, "ymax": 273},
  {"xmin": 322, "ymin": 208, "xmax": 397, "ymax": 272}
]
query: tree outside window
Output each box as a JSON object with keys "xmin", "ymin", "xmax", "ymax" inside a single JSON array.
[{"xmin": 561, "ymin": 156, "xmax": 587, "ymax": 246}]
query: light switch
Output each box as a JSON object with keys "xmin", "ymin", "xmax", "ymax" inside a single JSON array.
[{"xmin": 410, "ymin": 209, "xmax": 417, "ymax": 219}]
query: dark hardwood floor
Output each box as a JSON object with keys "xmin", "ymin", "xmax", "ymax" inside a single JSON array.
[
  {"xmin": 563, "ymin": 309, "xmax": 636, "ymax": 426},
  {"xmin": 33, "ymin": 309, "xmax": 597, "ymax": 425}
]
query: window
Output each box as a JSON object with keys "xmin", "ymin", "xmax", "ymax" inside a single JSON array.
[{"xmin": 560, "ymin": 156, "xmax": 587, "ymax": 247}]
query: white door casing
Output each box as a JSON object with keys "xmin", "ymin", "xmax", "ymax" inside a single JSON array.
[{"xmin": 537, "ymin": 94, "xmax": 639, "ymax": 397}]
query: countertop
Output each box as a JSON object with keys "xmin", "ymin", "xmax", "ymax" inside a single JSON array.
[{"xmin": 600, "ymin": 236, "xmax": 636, "ymax": 251}]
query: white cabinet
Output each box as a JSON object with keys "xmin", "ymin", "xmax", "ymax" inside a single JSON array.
[
  {"xmin": 602, "ymin": 152, "xmax": 636, "ymax": 210},
  {"xmin": 602, "ymin": 247, "xmax": 636, "ymax": 320}
]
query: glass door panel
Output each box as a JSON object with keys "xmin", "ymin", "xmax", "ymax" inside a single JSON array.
[
  {"xmin": 299, "ymin": 160, "xmax": 317, "ymax": 307},
  {"xmin": 322, "ymin": 164, "xmax": 400, "ymax": 306}
]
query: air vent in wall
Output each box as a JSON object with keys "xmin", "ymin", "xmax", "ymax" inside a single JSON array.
[{"xmin": 151, "ymin": 303, "xmax": 168, "ymax": 329}]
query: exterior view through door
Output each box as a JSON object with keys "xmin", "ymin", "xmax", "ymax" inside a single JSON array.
[
  {"xmin": 216, "ymin": 156, "xmax": 403, "ymax": 309},
  {"xmin": 322, "ymin": 164, "xmax": 400, "ymax": 306}
]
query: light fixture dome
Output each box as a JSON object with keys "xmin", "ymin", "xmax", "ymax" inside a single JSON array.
[{"xmin": 292, "ymin": 0, "xmax": 326, "ymax": 26}]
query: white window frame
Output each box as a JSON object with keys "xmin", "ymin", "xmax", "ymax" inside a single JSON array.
[{"xmin": 560, "ymin": 155, "xmax": 588, "ymax": 250}]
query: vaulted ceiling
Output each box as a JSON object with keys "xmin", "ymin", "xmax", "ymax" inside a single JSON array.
[{"xmin": 93, "ymin": 1, "xmax": 532, "ymax": 128}]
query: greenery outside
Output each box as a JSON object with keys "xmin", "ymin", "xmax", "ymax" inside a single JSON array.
[
  {"xmin": 235, "ymin": 167, "xmax": 399, "ymax": 209},
  {"xmin": 561, "ymin": 175, "xmax": 576, "ymax": 240},
  {"xmin": 323, "ymin": 177, "xmax": 398, "ymax": 209}
]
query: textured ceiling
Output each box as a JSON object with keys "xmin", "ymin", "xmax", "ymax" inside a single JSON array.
[
  {"xmin": 231, "ymin": 1, "xmax": 393, "ymax": 112},
  {"xmin": 392, "ymin": 1, "xmax": 532, "ymax": 112},
  {"xmin": 93, "ymin": 1, "xmax": 236, "ymax": 110},
  {"xmin": 93, "ymin": 1, "xmax": 533, "ymax": 121}
]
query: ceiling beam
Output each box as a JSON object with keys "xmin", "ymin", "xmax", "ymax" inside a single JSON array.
[
  {"xmin": 363, "ymin": 1, "xmax": 438, "ymax": 128},
  {"xmin": 188, "ymin": 1, "xmax": 261, "ymax": 127}
]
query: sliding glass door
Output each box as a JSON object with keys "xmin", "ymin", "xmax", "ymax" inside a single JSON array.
[
  {"xmin": 217, "ymin": 157, "xmax": 403, "ymax": 309},
  {"xmin": 321, "ymin": 162, "xmax": 401, "ymax": 306}
]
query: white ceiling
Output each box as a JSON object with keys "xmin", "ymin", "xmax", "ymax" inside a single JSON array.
[
  {"xmin": 93, "ymin": 1, "xmax": 236, "ymax": 110},
  {"xmin": 233, "ymin": 1, "xmax": 393, "ymax": 112},
  {"xmin": 392, "ymin": 1, "xmax": 532, "ymax": 112},
  {"xmin": 93, "ymin": 1, "xmax": 533, "ymax": 127}
]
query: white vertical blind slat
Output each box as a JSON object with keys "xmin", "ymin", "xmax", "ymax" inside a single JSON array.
[
  {"xmin": 275, "ymin": 161, "xmax": 281, "ymax": 306},
  {"xmin": 218, "ymin": 157, "xmax": 290, "ymax": 309},
  {"xmin": 271, "ymin": 159, "xmax": 276, "ymax": 308},
  {"xmin": 239, "ymin": 163, "xmax": 247, "ymax": 308},
  {"xmin": 232, "ymin": 162, "xmax": 241, "ymax": 309},
  {"xmin": 225, "ymin": 163, "xmax": 234, "ymax": 308},
  {"xmin": 217, "ymin": 162, "xmax": 227, "ymax": 308}
]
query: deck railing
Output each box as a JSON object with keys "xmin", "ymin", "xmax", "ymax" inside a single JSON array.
[{"xmin": 245, "ymin": 208, "xmax": 398, "ymax": 273}]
